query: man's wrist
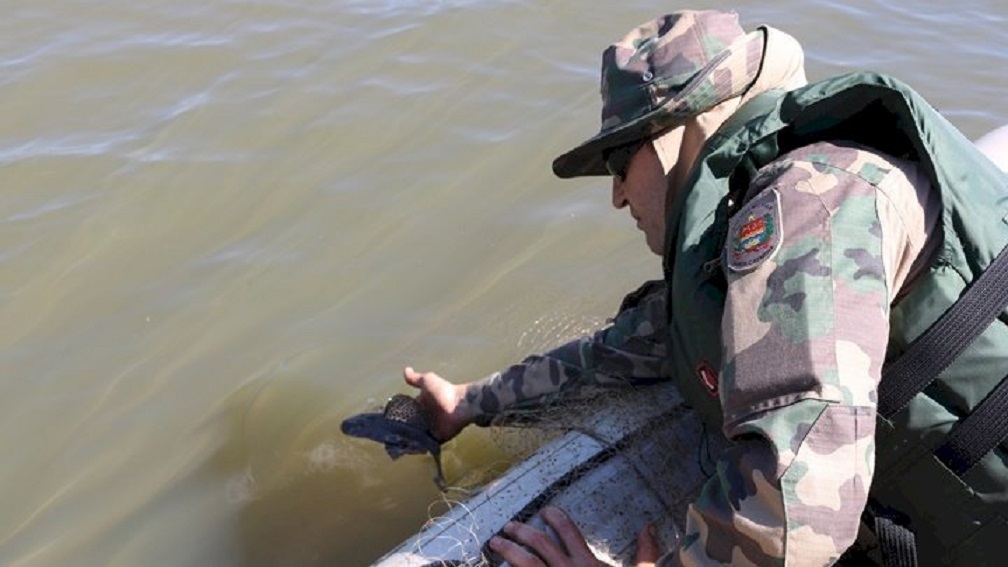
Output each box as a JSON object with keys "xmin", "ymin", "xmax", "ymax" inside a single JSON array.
[{"xmin": 458, "ymin": 373, "xmax": 502, "ymax": 426}]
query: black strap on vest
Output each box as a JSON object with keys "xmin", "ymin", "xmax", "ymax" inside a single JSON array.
[
  {"xmin": 879, "ymin": 242, "xmax": 1008, "ymax": 418},
  {"xmin": 866, "ymin": 242, "xmax": 1008, "ymax": 566},
  {"xmin": 874, "ymin": 517, "xmax": 919, "ymax": 567},
  {"xmin": 933, "ymin": 371, "xmax": 1008, "ymax": 476},
  {"xmin": 863, "ymin": 500, "xmax": 919, "ymax": 567}
]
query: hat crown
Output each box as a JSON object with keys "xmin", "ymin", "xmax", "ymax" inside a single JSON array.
[
  {"xmin": 552, "ymin": 10, "xmax": 765, "ymax": 178},
  {"xmin": 599, "ymin": 11, "xmax": 745, "ymax": 132}
]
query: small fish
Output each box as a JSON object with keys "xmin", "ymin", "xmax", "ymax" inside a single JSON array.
[{"xmin": 341, "ymin": 394, "xmax": 446, "ymax": 490}]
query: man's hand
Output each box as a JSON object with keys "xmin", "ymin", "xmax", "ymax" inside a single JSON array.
[
  {"xmin": 403, "ymin": 366, "xmax": 472, "ymax": 441},
  {"xmin": 488, "ymin": 506, "xmax": 660, "ymax": 567}
]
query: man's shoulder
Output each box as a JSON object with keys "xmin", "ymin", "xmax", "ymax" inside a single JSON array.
[{"xmin": 743, "ymin": 140, "xmax": 925, "ymax": 201}]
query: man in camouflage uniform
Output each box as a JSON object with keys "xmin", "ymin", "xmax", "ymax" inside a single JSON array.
[{"xmin": 404, "ymin": 10, "xmax": 963, "ymax": 566}]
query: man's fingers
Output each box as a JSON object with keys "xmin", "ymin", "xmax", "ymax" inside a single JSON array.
[
  {"xmin": 540, "ymin": 507, "xmax": 595, "ymax": 560},
  {"xmin": 499, "ymin": 521, "xmax": 568, "ymax": 565},
  {"xmin": 488, "ymin": 511, "xmax": 609, "ymax": 566},
  {"xmin": 634, "ymin": 523, "xmax": 660, "ymax": 566},
  {"xmin": 403, "ymin": 366, "xmax": 423, "ymax": 387},
  {"xmin": 488, "ymin": 533, "xmax": 547, "ymax": 567}
]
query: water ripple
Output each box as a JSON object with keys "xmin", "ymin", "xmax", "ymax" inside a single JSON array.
[
  {"xmin": 7, "ymin": 195, "xmax": 95, "ymax": 223},
  {"xmin": 0, "ymin": 135, "xmax": 136, "ymax": 163},
  {"xmin": 341, "ymin": 0, "xmax": 513, "ymax": 17}
]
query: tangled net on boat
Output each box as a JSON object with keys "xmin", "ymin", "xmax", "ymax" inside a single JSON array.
[{"xmin": 378, "ymin": 313, "xmax": 730, "ymax": 567}]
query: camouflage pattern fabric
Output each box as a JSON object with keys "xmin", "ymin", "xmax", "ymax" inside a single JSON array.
[
  {"xmin": 462, "ymin": 279, "xmax": 673, "ymax": 417},
  {"xmin": 597, "ymin": 13, "xmax": 763, "ymax": 136},
  {"xmin": 553, "ymin": 10, "xmax": 767, "ymax": 179},
  {"xmin": 673, "ymin": 141, "xmax": 936, "ymax": 566}
]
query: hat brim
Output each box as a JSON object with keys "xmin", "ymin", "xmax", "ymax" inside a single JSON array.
[
  {"xmin": 552, "ymin": 28, "xmax": 766, "ymax": 179},
  {"xmin": 551, "ymin": 112, "xmax": 684, "ymax": 179}
]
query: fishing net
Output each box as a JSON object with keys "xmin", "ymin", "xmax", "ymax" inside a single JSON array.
[{"xmin": 375, "ymin": 315, "xmax": 731, "ymax": 567}]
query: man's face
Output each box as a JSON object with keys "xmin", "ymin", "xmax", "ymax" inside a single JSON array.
[{"xmin": 610, "ymin": 127, "xmax": 686, "ymax": 255}]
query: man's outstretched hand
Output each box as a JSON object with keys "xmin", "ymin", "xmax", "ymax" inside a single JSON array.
[{"xmin": 403, "ymin": 366, "xmax": 472, "ymax": 442}]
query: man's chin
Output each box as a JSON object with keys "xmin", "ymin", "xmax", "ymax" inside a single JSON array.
[{"xmin": 645, "ymin": 239, "xmax": 663, "ymax": 256}]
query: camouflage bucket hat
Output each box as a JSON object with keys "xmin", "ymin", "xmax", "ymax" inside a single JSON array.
[{"xmin": 552, "ymin": 10, "xmax": 767, "ymax": 179}]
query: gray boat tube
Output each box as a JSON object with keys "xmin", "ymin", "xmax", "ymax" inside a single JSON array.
[{"xmin": 975, "ymin": 124, "xmax": 1008, "ymax": 172}]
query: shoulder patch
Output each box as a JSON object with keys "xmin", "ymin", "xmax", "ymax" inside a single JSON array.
[{"xmin": 727, "ymin": 189, "xmax": 782, "ymax": 272}]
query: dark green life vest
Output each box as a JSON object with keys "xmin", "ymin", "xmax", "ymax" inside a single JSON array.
[{"xmin": 662, "ymin": 71, "xmax": 1008, "ymax": 562}]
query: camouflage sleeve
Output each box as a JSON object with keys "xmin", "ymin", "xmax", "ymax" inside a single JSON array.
[
  {"xmin": 461, "ymin": 280, "xmax": 673, "ymax": 421},
  {"xmin": 673, "ymin": 142, "xmax": 934, "ymax": 566}
]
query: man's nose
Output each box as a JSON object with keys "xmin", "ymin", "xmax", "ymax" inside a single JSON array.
[{"xmin": 612, "ymin": 178, "xmax": 628, "ymax": 209}]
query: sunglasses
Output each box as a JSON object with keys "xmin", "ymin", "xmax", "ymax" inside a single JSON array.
[{"xmin": 603, "ymin": 139, "xmax": 648, "ymax": 181}]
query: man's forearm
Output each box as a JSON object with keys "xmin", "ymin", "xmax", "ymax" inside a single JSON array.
[{"xmin": 461, "ymin": 280, "xmax": 672, "ymax": 423}]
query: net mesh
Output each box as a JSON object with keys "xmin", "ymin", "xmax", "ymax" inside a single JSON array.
[
  {"xmin": 382, "ymin": 385, "xmax": 729, "ymax": 566},
  {"xmin": 377, "ymin": 315, "xmax": 731, "ymax": 567}
]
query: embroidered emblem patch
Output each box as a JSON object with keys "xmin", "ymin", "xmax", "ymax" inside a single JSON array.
[{"xmin": 727, "ymin": 189, "xmax": 782, "ymax": 271}]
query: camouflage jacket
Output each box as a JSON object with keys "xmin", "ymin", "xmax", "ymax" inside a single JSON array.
[
  {"xmin": 464, "ymin": 142, "xmax": 938, "ymax": 566},
  {"xmin": 671, "ymin": 141, "xmax": 937, "ymax": 566}
]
